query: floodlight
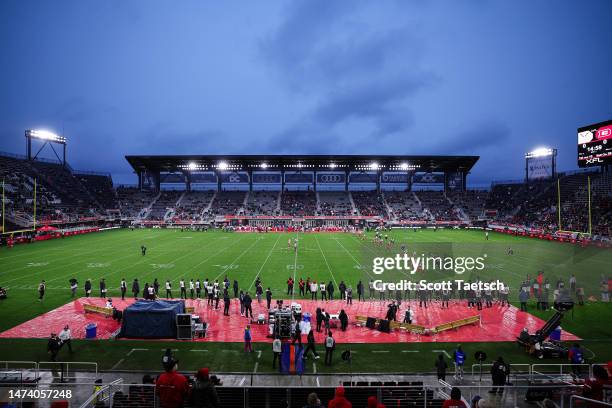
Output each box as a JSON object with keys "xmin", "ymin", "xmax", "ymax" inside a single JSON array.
[
  {"xmin": 329, "ymin": 163, "xmax": 337, "ymax": 169},
  {"xmin": 26, "ymin": 129, "xmax": 66, "ymax": 144},
  {"xmin": 218, "ymin": 161, "xmax": 228, "ymax": 170},
  {"xmin": 187, "ymin": 162, "xmax": 197, "ymax": 170},
  {"xmin": 400, "ymin": 162, "xmax": 409, "ymax": 170},
  {"xmin": 525, "ymin": 147, "xmax": 554, "ymax": 158},
  {"xmin": 297, "ymin": 162, "xmax": 303, "ymax": 168},
  {"xmin": 261, "ymin": 162, "xmax": 268, "ymax": 169},
  {"xmin": 369, "ymin": 162, "xmax": 379, "ymax": 170}
]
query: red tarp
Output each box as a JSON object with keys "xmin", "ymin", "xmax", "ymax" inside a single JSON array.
[{"xmin": 0, "ymin": 298, "xmax": 580, "ymax": 343}]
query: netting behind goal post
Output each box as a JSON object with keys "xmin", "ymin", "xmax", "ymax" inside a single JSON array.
[{"xmin": 557, "ymin": 175, "xmax": 592, "ymax": 235}]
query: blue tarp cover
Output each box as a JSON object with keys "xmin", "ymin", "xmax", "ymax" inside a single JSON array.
[{"xmin": 119, "ymin": 300, "xmax": 185, "ymax": 339}]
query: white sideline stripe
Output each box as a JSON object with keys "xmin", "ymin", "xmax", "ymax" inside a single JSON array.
[
  {"xmin": 190, "ymin": 349, "xmax": 208, "ymax": 352},
  {"xmin": 257, "ymin": 350, "xmax": 262, "ymax": 359},
  {"xmin": 248, "ymin": 235, "xmax": 282, "ymax": 290},
  {"xmin": 372, "ymin": 350, "xmax": 390, "ymax": 353},
  {"xmin": 402, "ymin": 350, "xmax": 420, "ymax": 353},
  {"xmin": 253, "ymin": 362, "xmax": 259, "ymax": 373},
  {"xmin": 221, "ymin": 349, "xmax": 238, "ymax": 353},
  {"xmin": 433, "ymin": 349, "xmax": 451, "ymax": 358},
  {"xmin": 313, "ymin": 362, "xmax": 317, "ymax": 374},
  {"xmin": 111, "ymin": 359, "xmax": 125, "ymax": 370}
]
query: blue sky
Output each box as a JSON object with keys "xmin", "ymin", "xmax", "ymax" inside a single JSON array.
[{"xmin": 1, "ymin": 0, "xmax": 611, "ymax": 186}]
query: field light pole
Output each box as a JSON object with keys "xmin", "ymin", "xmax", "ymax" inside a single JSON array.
[{"xmin": 25, "ymin": 129, "xmax": 67, "ymax": 166}]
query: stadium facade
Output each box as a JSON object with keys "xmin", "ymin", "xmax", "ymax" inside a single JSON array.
[{"xmin": 125, "ymin": 154, "xmax": 479, "ymax": 193}]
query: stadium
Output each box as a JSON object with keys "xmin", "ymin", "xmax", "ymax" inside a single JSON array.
[{"xmin": 1, "ymin": 2, "xmax": 612, "ymax": 408}]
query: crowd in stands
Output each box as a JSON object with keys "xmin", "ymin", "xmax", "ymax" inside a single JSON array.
[
  {"xmin": 205, "ymin": 191, "xmax": 246, "ymax": 218},
  {"xmin": 417, "ymin": 191, "xmax": 462, "ymax": 221},
  {"xmin": 318, "ymin": 192, "xmax": 354, "ymax": 216},
  {"xmin": 385, "ymin": 191, "xmax": 422, "ymax": 221},
  {"xmin": 1, "ymin": 152, "xmax": 611, "ymax": 237},
  {"xmin": 172, "ymin": 191, "xmax": 215, "ymax": 222},
  {"xmin": 352, "ymin": 191, "xmax": 387, "ymax": 217},
  {"xmin": 116, "ymin": 187, "xmax": 157, "ymax": 219},
  {"xmin": 448, "ymin": 191, "xmax": 487, "ymax": 220},
  {"xmin": 147, "ymin": 191, "xmax": 182, "ymax": 221},
  {"xmin": 281, "ymin": 191, "xmax": 317, "ymax": 217},
  {"xmin": 244, "ymin": 191, "xmax": 279, "ymax": 216}
]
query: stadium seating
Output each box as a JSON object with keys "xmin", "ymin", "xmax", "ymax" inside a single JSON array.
[
  {"xmin": 352, "ymin": 191, "xmax": 388, "ymax": 217},
  {"xmin": 146, "ymin": 191, "xmax": 182, "ymax": 221},
  {"xmin": 244, "ymin": 191, "xmax": 280, "ymax": 216},
  {"xmin": 385, "ymin": 192, "xmax": 423, "ymax": 221},
  {"xmin": 318, "ymin": 192, "xmax": 354, "ymax": 216},
  {"xmin": 1, "ymin": 152, "xmax": 610, "ymax": 237},
  {"xmin": 116, "ymin": 187, "xmax": 157, "ymax": 219},
  {"xmin": 280, "ymin": 191, "xmax": 317, "ymax": 216},
  {"xmin": 205, "ymin": 191, "xmax": 246, "ymax": 217},
  {"xmin": 416, "ymin": 191, "xmax": 461, "ymax": 221},
  {"xmin": 173, "ymin": 191, "xmax": 215, "ymax": 221}
]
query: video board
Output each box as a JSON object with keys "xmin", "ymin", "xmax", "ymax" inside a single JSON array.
[{"xmin": 578, "ymin": 119, "xmax": 612, "ymax": 167}]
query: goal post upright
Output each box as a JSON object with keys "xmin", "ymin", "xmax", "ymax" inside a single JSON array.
[{"xmin": 588, "ymin": 176, "xmax": 592, "ymax": 235}]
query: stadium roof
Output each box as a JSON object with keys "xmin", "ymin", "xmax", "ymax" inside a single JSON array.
[{"xmin": 125, "ymin": 155, "xmax": 479, "ymax": 173}]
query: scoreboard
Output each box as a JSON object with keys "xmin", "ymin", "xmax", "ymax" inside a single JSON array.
[{"xmin": 578, "ymin": 119, "xmax": 612, "ymax": 167}]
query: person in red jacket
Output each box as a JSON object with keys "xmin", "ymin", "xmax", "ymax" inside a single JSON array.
[
  {"xmin": 442, "ymin": 387, "xmax": 467, "ymax": 408},
  {"xmin": 155, "ymin": 360, "xmax": 189, "ymax": 408},
  {"xmin": 328, "ymin": 386, "xmax": 352, "ymax": 408}
]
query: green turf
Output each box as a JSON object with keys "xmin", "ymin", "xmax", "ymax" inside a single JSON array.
[{"xmin": 0, "ymin": 228, "xmax": 610, "ymax": 372}]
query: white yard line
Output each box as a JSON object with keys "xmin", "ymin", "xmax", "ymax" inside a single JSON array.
[
  {"xmin": 433, "ymin": 349, "xmax": 451, "ymax": 358},
  {"xmin": 185, "ymin": 235, "xmax": 248, "ymax": 275},
  {"xmin": 127, "ymin": 348, "xmax": 150, "ymax": 356},
  {"xmin": 314, "ymin": 235, "xmax": 339, "ymax": 288},
  {"xmin": 291, "ymin": 231, "xmax": 299, "ymax": 302},
  {"xmin": 248, "ymin": 235, "xmax": 282, "ymax": 290},
  {"xmin": 111, "ymin": 359, "xmax": 125, "ymax": 370},
  {"xmin": 212, "ymin": 236, "xmax": 263, "ymax": 281}
]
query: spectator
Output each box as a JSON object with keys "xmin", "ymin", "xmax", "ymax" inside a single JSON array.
[
  {"xmin": 442, "ymin": 387, "xmax": 466, "ymax": 408},
  {"xmin": 155, "ymin": 360, "xmax": 189, "ymax": 408},
  {"xmin": 582, "ymin": 364, "xmax": 611, "ymax": 403},
  {"xmin": 367, "ymin": 397, "xmax": 379, "ymax": 408},
  {"xmin": 328, "ymin": 386, "xmax": 351, "ymax": 408},
  {"xmin": 303, "ymin": 392, "xmax": 325, "ymax": 408},
  {"xmin": 190, "ymin": 367, "xmax": 220, "ymax": 408},
  {"xmin": 519, "ymin": 289, "xmax": 529, "ymax": 312}
]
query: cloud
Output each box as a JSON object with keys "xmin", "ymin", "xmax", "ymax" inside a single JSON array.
[{"xmin": 260, "ymin": 0, "xmax": 436, "ymax": 145}]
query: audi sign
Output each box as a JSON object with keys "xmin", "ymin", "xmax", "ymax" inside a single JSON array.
[{"xmin": 316, "ymin": 173, "xmax": 346, "ymax": 183}]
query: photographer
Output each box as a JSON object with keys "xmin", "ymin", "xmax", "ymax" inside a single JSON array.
[{"xmin": 190, "ymin": 368, "xmax": 220, "ymax": 408}]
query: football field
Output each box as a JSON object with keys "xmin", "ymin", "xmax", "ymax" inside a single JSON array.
[{"xmin": 0, "ymin": 228, "xmax": 610, "ymax": 373}]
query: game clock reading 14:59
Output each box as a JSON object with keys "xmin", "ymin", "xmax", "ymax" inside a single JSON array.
[{"xmin": 578, "ymin": 119, "xmax": 612, "ymax": 167}]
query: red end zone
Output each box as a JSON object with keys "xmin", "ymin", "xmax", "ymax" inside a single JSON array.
[{"xmin": 0, "ymin": 298, "xmax": 580, "ymax": 343}]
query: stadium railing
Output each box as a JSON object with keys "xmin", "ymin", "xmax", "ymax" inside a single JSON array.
[
  {"xmin": 470, "ymin": 363, "xmax": 531, "ymax": 382},
  {"xmin": 531, "ymin": 363, "xmax": 593, "ymax": 381},
  {"xmin": 570, "ymin": 395, "xmax": 612, "ymax": 408},
  {"xmin": 37, "ymin": 361, "xmax": 98, "ymax": 382},
  {"xmin": 0, "ymin": 377, "xmax": 597, "ymax": 408}
]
